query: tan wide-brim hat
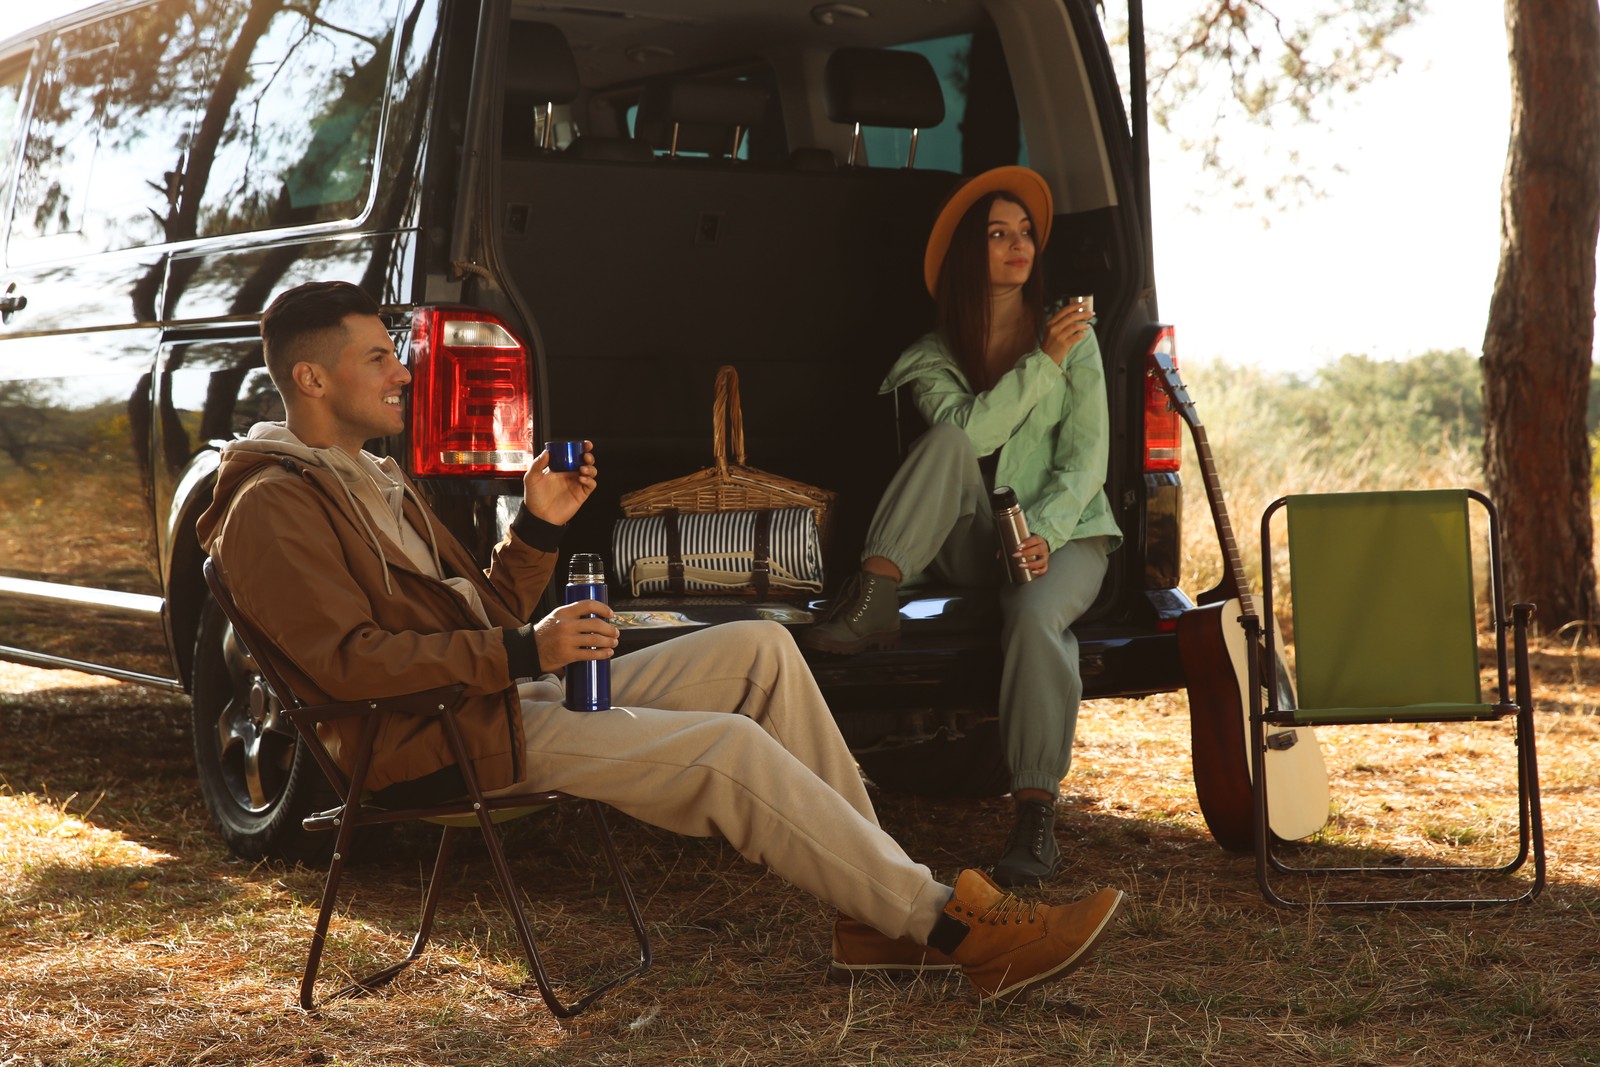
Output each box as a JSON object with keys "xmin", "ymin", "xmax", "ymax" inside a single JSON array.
[{"xmin": 923, "ymin": 165, "xmax": 1054, "ymax": 296}]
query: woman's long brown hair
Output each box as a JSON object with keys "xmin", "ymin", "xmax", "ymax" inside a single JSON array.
[{"xmin": 933, "ymin": 191, "xmax": 1046, "ymax": 391}]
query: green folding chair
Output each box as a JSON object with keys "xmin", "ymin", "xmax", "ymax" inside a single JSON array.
[{"xmin": 1247, "ymin": 489, "xmax": 1545, "ymax": 908}]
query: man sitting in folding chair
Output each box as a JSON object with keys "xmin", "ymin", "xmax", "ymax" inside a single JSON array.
[{"xmin": 195, "ymin": 280, "xmax": 1128, "ymax": 1008}]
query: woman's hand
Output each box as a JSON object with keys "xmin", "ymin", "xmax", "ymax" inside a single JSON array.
[
  {"xmin": 1041, "ymin": 300, "xmax": 1095, "ymax": 366},
  {"xmin": 523, "ymin": 440, "xmax": 597, "ymax": 526},
  {"xmin": 533, "ymin": 599, "xmax": 618, "ymax": 671},
  {"xmin": 1012, "ymin": 533, "xmax": 1051, "ymax": 578}
]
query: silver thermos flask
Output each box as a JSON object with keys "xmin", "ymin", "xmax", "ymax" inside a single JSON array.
[{"xmin": 992, "ymin": 486, "xmax": 1033, "ymax": 584}]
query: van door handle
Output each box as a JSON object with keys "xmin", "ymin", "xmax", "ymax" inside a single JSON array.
[{"xmin": 0, "ymin": 286, "xmax": 25, "ymax": 320}]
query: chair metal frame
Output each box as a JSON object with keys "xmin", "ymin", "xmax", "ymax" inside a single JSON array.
[
  {"xmin": 1246, "ymin": 489, "xmax": 1546, "ymax": 908},
  {"xmin": 203, "ymin": 558, "xmax": 651, "ymax": 1015}
]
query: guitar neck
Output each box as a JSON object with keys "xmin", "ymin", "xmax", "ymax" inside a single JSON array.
[
  {"xmin": 1187, "ymin": 421, "xmax": 1246, "ymax": 598},
  {"xmin": 1157, "ymin": 369, "xmax": 1249, "ymax": 602}
]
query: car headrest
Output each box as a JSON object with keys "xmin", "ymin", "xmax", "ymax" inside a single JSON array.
[
  {"xmin": 505, "ymin": 22, "xmax": 580, "ymax": 104},
  {"xmin": 636, "ymin": 78, "xmax": 770, "ymax": 156},
  {"xmin": 824, "ymin": 47, "xmax": 945, "ymax": 130}
]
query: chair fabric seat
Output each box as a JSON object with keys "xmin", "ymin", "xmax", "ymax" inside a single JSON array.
[
  {"xmin": 1287, "ymin": 490, "xmax": 1482, "ymax": 711},
  {"xmin": 1290, "ymin": 702, "xmax": 1502, "ymax": 726},
  {"xmin": 424, "ymin": 804, "xmax": 551, "ymax": 828},
  {"xmin": 347, "ymin": 791, "xmax": 554, "ymax": 828}
]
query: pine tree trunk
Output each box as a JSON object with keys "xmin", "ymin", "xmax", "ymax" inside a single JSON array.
[{"xmin": 1481, "ymin": 0, "xmax": 1600, "ymax": 627}]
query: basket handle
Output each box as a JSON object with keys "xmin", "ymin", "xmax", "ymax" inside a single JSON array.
[{"xmin": 711, "ymin": 364, "xmax": 747, "ymax": 472}]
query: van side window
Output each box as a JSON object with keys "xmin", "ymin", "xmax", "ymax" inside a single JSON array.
[
  {"xmin": 866, "ymin": 27, "xmax": 1025, "ymax": 174},
  {"xmin": 195, "ymin": 0, "xmax": 396, "ymax": 237},
  {"xmin": 5, "ymin": 0, "xmax": 395, "ymax": 263},
  {"xmin": 0, "ymin": 55, "xmax": 26, "ymax": 206},
  {"xmin": 9, "ymin": 4, "xmax": 209, "ymax": 262}
]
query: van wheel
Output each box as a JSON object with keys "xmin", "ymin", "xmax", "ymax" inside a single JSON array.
[
  {"xmin": 856, "ymin": 721, "xmax": 1011, "ymax": 799},
  {"xmin": 191, "ymin": 595, "xmax": 335, "ymax": 863}
]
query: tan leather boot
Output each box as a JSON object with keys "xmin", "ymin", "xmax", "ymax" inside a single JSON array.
[
  {"xmin": 931, "ymin": 868, "xmax": 1124, "ymax": 1003},
  {"xmin": 826, "ymin": 915, "xmax": 961, "ymax": 983}
]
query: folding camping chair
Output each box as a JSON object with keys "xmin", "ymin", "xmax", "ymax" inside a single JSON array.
[
  {"xmin": 1246, "ymin": 489, "xmax": 1545, "ymax": 908},
  {"xmin": 202, "ymin": 558, "xmax": 651, "ymax": 1015}
]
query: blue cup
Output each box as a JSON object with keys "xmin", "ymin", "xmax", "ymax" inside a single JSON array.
[{"xmin": 545, "ymin": 439, "xmax": 584, "ymax": 472}]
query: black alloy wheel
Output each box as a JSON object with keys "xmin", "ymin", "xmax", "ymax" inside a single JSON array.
[{"xmin": 190, "ymin": 595, "xmax": 334, "ymax": 862}]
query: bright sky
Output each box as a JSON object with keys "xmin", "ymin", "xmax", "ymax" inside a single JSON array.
[
  {"xmin": 11, "ymin": 2, "xmax": 1558, "ymax": 378},
  {"xmin": 1146, "ymin": 3, "xmax": 1525, "ymax": 375}
]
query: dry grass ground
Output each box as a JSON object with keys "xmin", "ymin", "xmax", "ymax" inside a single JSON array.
[
  {"xmin": 4, "ymin": 364, "xmax": 1594, "ymax": 1064},
  {"xmin": 3, "ymin": 636, "xmax": 1598, "ymax": 1067}
]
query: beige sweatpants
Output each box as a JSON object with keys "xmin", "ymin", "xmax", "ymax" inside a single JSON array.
[{"xmin": 503, "ymin": 620, "xmax": 949, "ymax": 942}]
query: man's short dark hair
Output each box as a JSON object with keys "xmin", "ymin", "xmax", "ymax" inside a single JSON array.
[{"xmin": 260, "ymin": 281, "xmax": 384, "ymax": 395}]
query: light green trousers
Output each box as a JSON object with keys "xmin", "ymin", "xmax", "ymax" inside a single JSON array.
[{"xmin": 862, "ymin": 423, "xmax": 1112, "ymax": 796}]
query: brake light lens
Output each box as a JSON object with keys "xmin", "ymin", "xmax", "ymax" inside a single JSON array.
[
  {"xmin": 408, "ymin": 307, "xmax": 534, "ymax": 477},
  {"xmin": 1144, "ymin": 326, "xmax": 1181, "ymax": 473}
]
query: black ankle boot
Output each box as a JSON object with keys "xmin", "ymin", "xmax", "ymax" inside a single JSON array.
[
  {"xmin": 800, "ymin": 571, "xmax": 901, "ymax": 654},
  {"xmin": 992, "ymin": 798, "xmax": 1061, "ymax": 887}
]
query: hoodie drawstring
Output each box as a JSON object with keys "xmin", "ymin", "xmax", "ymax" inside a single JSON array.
[
  {"xmin": 330, "ymin": 471, "xmax": 395, "ymax": 595},
  {"xmin": 402, "ymin": 480, "xmax": 445, "ymax": 578}
]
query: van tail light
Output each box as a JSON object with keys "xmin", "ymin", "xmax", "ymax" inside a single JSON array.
[
  {"xmin": 1143, "ymin": 326, "xmax": 1181, "ymax": 473},
  {"xmin": 408, "ymin": 306, "xmax": 534, "ymax": 477}
]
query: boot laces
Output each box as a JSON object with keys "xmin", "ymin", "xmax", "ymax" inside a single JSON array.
[
  {"xmin": 849, "ymin": 584, "xmax": 874, "ymax": 622},
  {"xmin": 1005, "ymin": 803, "xmax": 1054, "ymax": 861},
  {"xmin": 818, "ymin": 573, "xmax": 869, "ymax": 623},
  {"xmin": 977, "ymin": 892, "xmax": 1042, "ymax": 927}
]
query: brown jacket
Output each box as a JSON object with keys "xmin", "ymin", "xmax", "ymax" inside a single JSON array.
[{"xmin": 196, "ymin": 426, "xmax": 557, "ymax": 800}]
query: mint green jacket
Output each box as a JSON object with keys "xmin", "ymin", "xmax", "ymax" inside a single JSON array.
[{"xmin": 879, "ymin": 330, "xmax": 1124, "ymax": 554}]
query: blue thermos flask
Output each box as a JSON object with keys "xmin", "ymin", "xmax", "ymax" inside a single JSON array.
[{"xmin": 563, "ymin": 552, "xmax": 612, "ymax": 711}]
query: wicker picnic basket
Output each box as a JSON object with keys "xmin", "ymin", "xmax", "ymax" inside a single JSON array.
[{"xmin": 619, "ymin": 365, "xmax": 836, "ymax": 548}]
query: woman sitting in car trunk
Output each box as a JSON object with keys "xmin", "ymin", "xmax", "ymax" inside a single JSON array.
[{"xmin": 803, "ymin": 165, "xmax": 1122, "ymax": 888}]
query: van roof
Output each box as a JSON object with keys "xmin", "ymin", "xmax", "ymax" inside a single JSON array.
[{"xmin": 511, "ymin": 0, "xmax": 983, "ymax": 88}]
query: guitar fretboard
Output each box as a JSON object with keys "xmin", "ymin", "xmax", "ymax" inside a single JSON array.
[{"xmin": 1153, "ymin": 355, "xmax": 1248, "ymax": 602}]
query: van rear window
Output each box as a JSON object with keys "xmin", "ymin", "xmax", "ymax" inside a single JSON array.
[{"xmin": 7, "ymin": 0, "xmax": 396, "ymax": 264}]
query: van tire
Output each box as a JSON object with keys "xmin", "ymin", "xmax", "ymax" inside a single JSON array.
[
  {"xmin": 191, "ymin": 595, "xmax": 336, "ymax": 863},
  {"xmin": 856, "ymin": 721, "xmax": 1011, "ymax": 799}
]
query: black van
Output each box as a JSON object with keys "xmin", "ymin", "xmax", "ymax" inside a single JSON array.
[{"xmin": 0, "ymin": 0, "xmax": 1191, "ymax": 859}]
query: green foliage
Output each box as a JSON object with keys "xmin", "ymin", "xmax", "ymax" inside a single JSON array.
[
  {"xmin": 1284, "ymin": 348, "xmax": 1484, "ymax": 459},
  {"xmin": 1591, "ymin": 425, "xmax": 1600, "ymax": 494},
  {"xmin": 1179, "ymin": 348, "xmax": 1486, "ymax": 599},
  {"xmin": 1186, "ymin": 347, "xmax": 1483, "ymax": 486},
  {"xmin": 1583, "ymin": 362, "xmax": 1598, "ymax": 492},
  {"xmin": 1590, "ymin": 365, "xmax": 1600, "ymax": 435}
]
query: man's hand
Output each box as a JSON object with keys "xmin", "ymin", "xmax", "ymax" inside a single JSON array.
[
  {"xmin": 533, "ymin": 599, "xmax": 618, "ymax": 671},
  {"xmin": 524, "ymin": 440, "xmax": 597, "ymax": 526}
]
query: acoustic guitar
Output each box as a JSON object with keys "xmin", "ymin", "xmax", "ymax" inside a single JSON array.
[{"xmin": 1151, "ymin": 352, "xmax": 1330, "ymax": 853}]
